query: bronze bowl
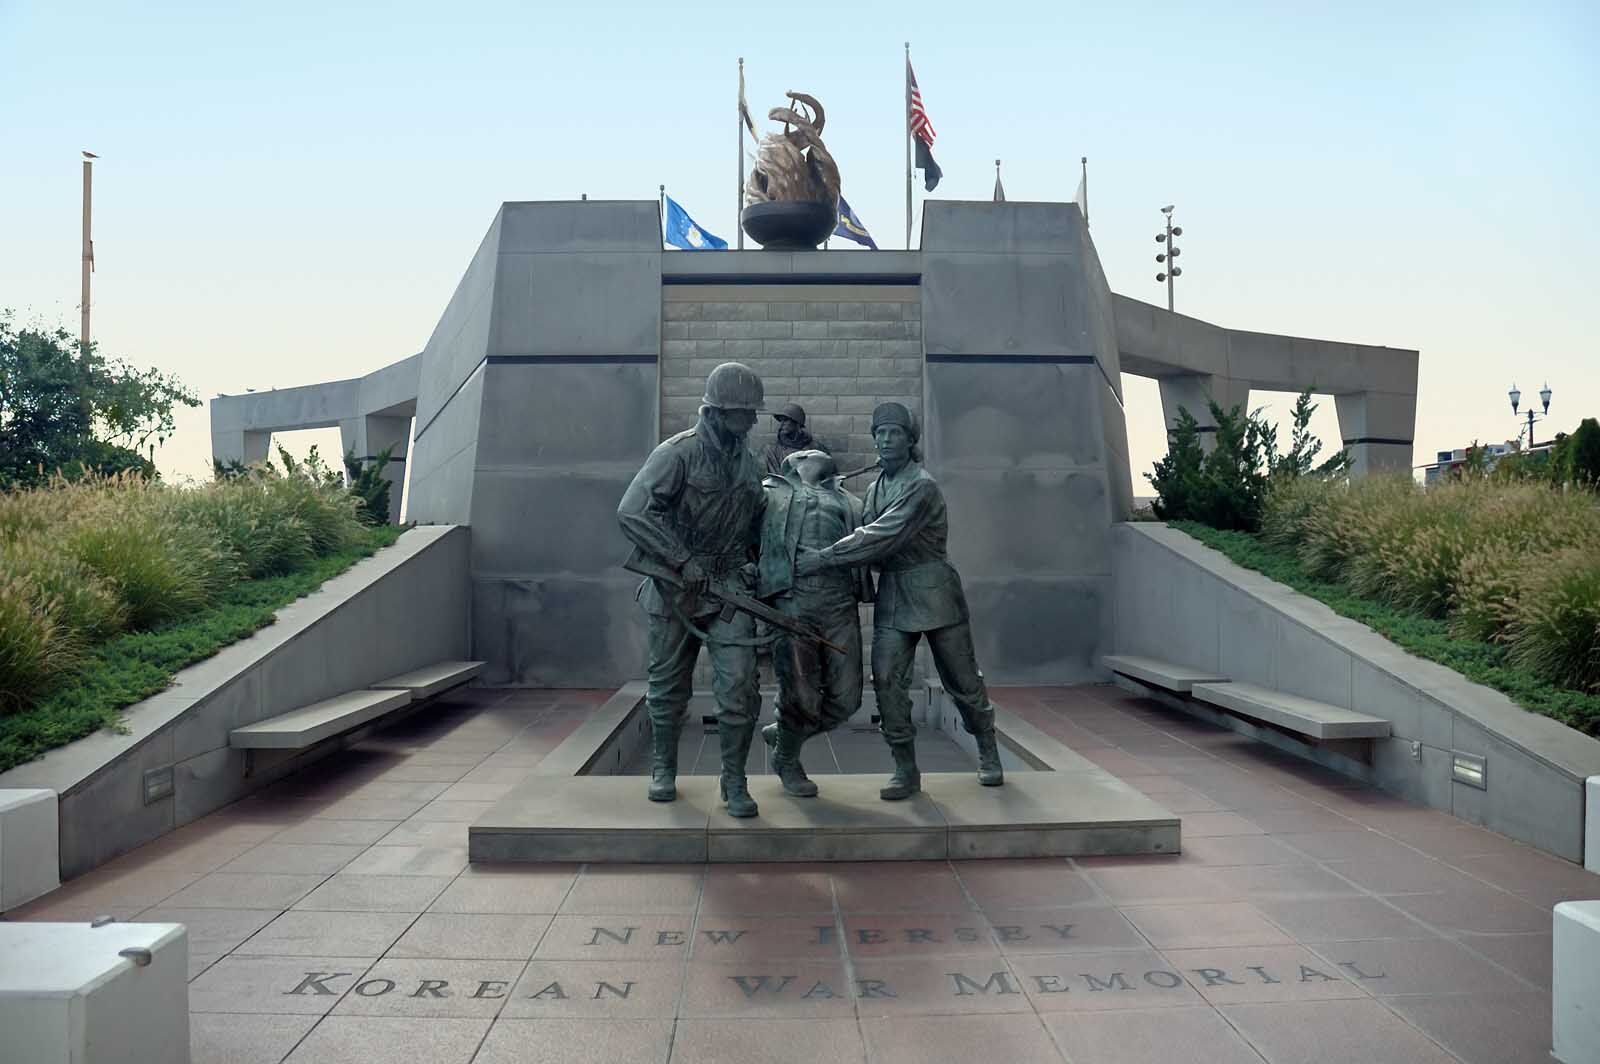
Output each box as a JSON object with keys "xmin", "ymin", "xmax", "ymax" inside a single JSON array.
[{"xmin": 741, "ymin": 201, "xmax": 839, "ymax": 250}]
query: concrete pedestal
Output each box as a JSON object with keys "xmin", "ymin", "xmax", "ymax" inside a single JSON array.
[
  {"xmin": 0, "ymin": 921, "xmax": 189, "ymax": 1064},
  {"xmin": 1554, "ymin": 901, "xmax": 1600, "ymax": 1064},
  {"xmin": 0, "ymin": 788, "xmax": 59, "ymax": 910}
]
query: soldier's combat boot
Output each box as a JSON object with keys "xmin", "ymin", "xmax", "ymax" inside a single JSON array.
[
  {"xmin": 767, "ymin": 722, "xmax": 819, "ymax": 798},
  {"xmin": 647, "ymin": 720, "xmax": 679, "ymax": 803},
  {"xmin": 718, "ymin": 722, "xmax": 759, "ymax": 818},
  {"xmin": 879, "ymin": 741, "xmax": 922, "ymax": 801},
  {"xmin": 974, "ymin": 728, "xmax": 1005, "ymax": 787}
]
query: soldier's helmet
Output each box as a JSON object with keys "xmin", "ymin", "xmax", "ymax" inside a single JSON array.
[{"xmin": 701, "ymin": 362, "xmax": 765, "ymax": 411}]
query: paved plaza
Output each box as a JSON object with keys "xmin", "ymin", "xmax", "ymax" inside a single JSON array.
[{"xmin": 7, "ymin": 684, "xmax": 1595, "ymax": 1064}]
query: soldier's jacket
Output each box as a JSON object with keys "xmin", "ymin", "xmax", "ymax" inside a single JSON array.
[
  {"xmin": 616, "ymin": 417, "xmax": 764, "ymax": 618},
  {"xmin": 756, "ymin": 471, "xmax": 871, "ymax": 608},
  {"xmin": 819, "ymin": 461, "xmax": 969, "ymax": 632}
]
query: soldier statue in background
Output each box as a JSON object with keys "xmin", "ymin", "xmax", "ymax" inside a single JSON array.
[{"xmin": 797, "ymin": 402, "xmax": 1004, "ymax": 800}]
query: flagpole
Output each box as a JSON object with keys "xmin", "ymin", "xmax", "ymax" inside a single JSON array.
[
  {"xmin": 1081, "ymin": 156, "xmax": 1089, "ymax": 226},
  {"xmin": 736, "ymin": 58, "xmax": 745, "ymax": 250},
  {"xmin": 904, "ymin": 42, "xmax": 912, "ymax": 250},
  {"xmin": 659, "ymin": 184, "xmax": 665, "ymax": 247}
]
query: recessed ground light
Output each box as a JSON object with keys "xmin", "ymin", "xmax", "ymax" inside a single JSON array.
[{"xmin": 1451, "ymin": 751, "xmax": 1487, "ymax": 789}]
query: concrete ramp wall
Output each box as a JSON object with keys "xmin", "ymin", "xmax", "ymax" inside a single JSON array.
[
  {"xmin": 0, "ymin": 526, "xmax": 471, "ymax": 879},
  {"xmin": 1110, "ymin": 522, "xmax": 1600, "ymax": 863}
]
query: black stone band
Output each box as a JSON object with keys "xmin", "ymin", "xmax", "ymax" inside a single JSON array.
[
  {"xmin": 1343, "ymin": 436, "xmax": 1413, "ymax": 446},
  {"xmin": 487, "ymin": 355, "xmax": 658, "ymax": 365},
  {"xmin": 663, "ymin": 273, "xmax": 920, "ymax": 286},
  {"xmin": 925, "ymin": 354, "xmax": 1096, "ymax": 364}
]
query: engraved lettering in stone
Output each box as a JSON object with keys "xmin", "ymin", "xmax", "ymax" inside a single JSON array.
[
  {"xmin": 856, "ymin": 979, "xmax": 895, "ymax": 998},
  {"xmin": 1298, "ymin": 966, "xmax": 1337, "ymax": 982},
  {"xmin": 1032, "ymin": 975, "xmax": 1069, "ymax": 994},
  {"xmin": 953, "ymin": 927, "xmax": 980, "ymax": 942},
  {"xmin": 1247, "ymin": 966, "xmax": 1282, "ymax": 985},
  {"xmin": 1042, "ymin": 924, "xmax": 1075, "ymax": 939},
  {"xmin": 529, "ymin": 981, "xmax": 569, "ymax": 1000},
  {"xmin": 1082, "ymin": 972, "xmax": 1134, "ymax": 992},
  {"xmin": 1143, "ymin": 970, "xmax": 1184, "ymax": 989},
  {"xmin": 950, "ymin": 972, "xmax": 1020, "ymax": 996},
  {"xmin": 656, "ymin": 931, "xmax": 686, "ymax": 946},
  {"xmin": 730, "ymin": 975, "xmax": 796, "ymax": 997},
  {"xmin": 856, "ymin": 929, "xmax": 887, "ymax": 945},
  {"xmin": 594, "ymin": 981, "xmax": 635, "ymax": 1000},
  {"xmin": 1191, "ymin": 968, "xmax": 1245, "ymax": 987},
  {"xmin": 587, "ymin": 926, "xmax": 636, "ymax": 947},
  {"xmin": 905, "ymin": 929, "xmax": 938, "ymax": 944},
  {"xmin": 1338, "ymin": 961, "xmax": 1388, "ymax": 981},
  {"xmin": 801, "ymin": 981, "xmax": 838, "ymax": 999},
  {"xmin": 285, "ymin": 972, "xmax": 349, "ymax": 996},
  {"xmin": 992, "ymin": 925, "xmax": 1028, "ymax": 942},
  {"xmin": 411, "ymin": 980, "xmax": 449, "ymax": 998},
  {"xmin": 472, "ymin": 981, "xmax": 509, "ymax": 1000},
  {"xmin": 354, "ymin": 978, "xmax": 396, "ymax": 997},
  {"xmin": 701, "ymin": 930, "xmax": 748, "ymax": 945}
]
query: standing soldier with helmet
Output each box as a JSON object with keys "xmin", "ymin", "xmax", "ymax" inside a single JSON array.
[{"xmin": 617, "ymin": 362, "xmax": 768, "ymax": 818}]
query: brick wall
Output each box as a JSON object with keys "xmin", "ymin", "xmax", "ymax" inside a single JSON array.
[{"xmin": 660, "ymin": 285, "xmax": 922, "ymax": 476}]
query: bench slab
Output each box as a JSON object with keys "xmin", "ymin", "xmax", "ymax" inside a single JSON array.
[
  {"xmin": 1103, "ymin": 655, "xmax": 1228, "ymax": 694},
  {"xmin": 372, "ymin": 660, "xmax": 484, "ymax": 700},
  {"xmin": 1191, "ymin": 681, "xmax": 1390, "ymax": 740},
  {"xmin": 230, "ymin": 689, "xmax": 413, "ymax": 750}
]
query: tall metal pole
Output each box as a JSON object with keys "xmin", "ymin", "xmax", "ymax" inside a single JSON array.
[
  {"xmin": 904, "ymin": 42, "xmax": 912, "ymax": 251},
  {"xmin": 1080, "ymin": 156, "xmax": 1089, "ymax": 226},
  {"xmin": 736, "ymin": 57, "xmax": 745, "ymax": 250},
  {"xmin": 1165, "ymin": 214, "xmax": 1174, "ymax": 313},
  {"xmin": 81, "ymin": 156, "xmax": 93, "ymax": 353}
]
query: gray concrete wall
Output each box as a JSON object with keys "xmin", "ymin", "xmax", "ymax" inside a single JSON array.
[
  {"xmin": 660, "ymin": 284, "xmax": 921, "ymax": 474},
  {"xmin": 1110, "ymin": 522, "xmax": 1600, "ymax": 862},
  {"xmin": 920, "ymin": 201, "xmax": 1127, "ymax": 684},
  {"xmin": 0, "ymin": 527, "xmax": 471, "ymax": 880}
]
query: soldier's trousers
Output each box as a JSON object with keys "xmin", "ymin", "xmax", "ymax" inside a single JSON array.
[
  {"xmin": 645, "ymin": 607, "xmax": 760, "ymax": 737},
  {"xmin": 771, "ymin": 607, "xmax": 863, "ymax": 738},
  {"xmin": 871, "ymin": 622, "xmax": 995, "ymax": 745}
]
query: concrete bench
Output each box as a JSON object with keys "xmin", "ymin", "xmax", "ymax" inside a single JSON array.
[
  {"xmin": 1554, "ymin": 900, "xmax": 1600, "ymax": 1064},
  {"xmin": 1, "ymin": 789, "xmax": 59, "ymax": 911},
  {"xmin": 372, "ymin": 660, "xmax": 484, "ymax": 699},
  {"xmin": 1103, "ymin": 655, "xmax": 1228, "ymax": 694},
  {"xmin": 230, "ymin": 689, "xmax": 413, "ymax": 750},
  {"xmin": 1190, "ymin": 681, "xmax": 1391, "ymax": 741},
  {"xmin": 0, "ymin": 921, "xmax": 189, "ymax": 1064}
]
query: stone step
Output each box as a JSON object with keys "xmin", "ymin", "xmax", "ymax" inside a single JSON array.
[
  {"xmin": 468, "ymin": 770, "xmax": 1179, "ymax": 864},
  {"xmin": 229, "ymin": 689, "xmax": 413, "ymax": 750},
  {"xmin": 1103, "ymin": 654, "xmax": 1228, "ymax": 694},
  {"xmin": 1190, "ymin": 681, "xmax": 1391, "ymax": 740},
  {"xmin": 371, "ymin": 660, "xmax": 484, "ymax": 700}
]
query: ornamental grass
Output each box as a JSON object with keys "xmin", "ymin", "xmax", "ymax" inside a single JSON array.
[
  {"xmin": 0, "ymin": 470, "xmax": 367, "ymax": 715},
  {"xmin": 1262, "ymin": 475, "xmax": 1600, "ymax": 693}
]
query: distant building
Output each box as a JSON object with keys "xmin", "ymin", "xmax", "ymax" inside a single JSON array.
[{"xmin": 1421, "ymin": 441, "xmax": 1554, "ymax": 485}]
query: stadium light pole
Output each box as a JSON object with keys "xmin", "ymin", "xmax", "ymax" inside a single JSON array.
[{"xmin": 1154, "ymin": 205, "xmax": 1183, "ymax": 313}]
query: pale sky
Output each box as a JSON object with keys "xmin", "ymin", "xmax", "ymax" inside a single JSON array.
[{"xmin": 2, "ymin": 1, "xmax": 1595, "ymax": 493}]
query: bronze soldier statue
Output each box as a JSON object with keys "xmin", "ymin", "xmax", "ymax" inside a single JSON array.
[
  {"xmin": 755, "ymin": 448, "xmax": 868, "ymax": 797},
  {"xmin": 797, "ymin": 402, "xmax": 1004, "ymax": 800},
  {"xmin": 762, "ymin": 402, "xmax": 829, "ymax": 477},
  {"xmin": 617, "ymin": 362, "xmax": 767, "ymax": 818}
]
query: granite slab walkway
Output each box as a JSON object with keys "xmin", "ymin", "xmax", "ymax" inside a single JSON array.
[{"xmin": 6, "ymin": 684, "xmax": 1596, "ymax": 1063}]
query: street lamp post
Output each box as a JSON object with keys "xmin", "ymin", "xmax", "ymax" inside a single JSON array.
[
  {"xmin": 1154, "ymin": 205, "xmax": 1183, "ymax": 312},
  {"xmin": 1508, "ymin": 382, "xmax": 1553, "ymax": 448}
]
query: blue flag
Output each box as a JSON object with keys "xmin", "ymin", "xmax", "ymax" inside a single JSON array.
[
  {"xmin": 833, "ymin": 197, "xmax": 878, "ymax": 250},
  {"xmin": 663, "ymin": 195, "xmax": 727, "ymax": 250}
]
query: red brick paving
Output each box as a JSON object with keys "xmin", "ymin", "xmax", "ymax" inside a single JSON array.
[{"xmin": 5, "ymin": 683, "xmax": 1596, "ymax": 1063}]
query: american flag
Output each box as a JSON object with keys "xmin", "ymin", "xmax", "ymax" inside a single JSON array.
[{"xmin": 907, "ymin": 61, "xmax": 935, "ymax": 147}]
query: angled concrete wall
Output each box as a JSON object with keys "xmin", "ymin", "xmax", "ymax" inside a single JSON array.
[
  {"xmin": 407, "ymin": 201, "xmax": 663, "ymax": 686},
  {"xmin": 0, "ymin": 527, "xmax": 470, "ymax": 880},
  {"xmin": 920, "ymin": 201, "xmax": 1127, "ymax": 684},
  {"xmin": 1110, "ymin": 522, "xmax": 1600, "ymax": 862}
]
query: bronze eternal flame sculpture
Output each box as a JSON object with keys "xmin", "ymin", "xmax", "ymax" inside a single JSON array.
[
  {"xmin": 617, "ymin": 363, "xmax": 1005, "ymax": 818},
  {"xmin": 741, "ymin": 92, "xmax": 841, "ymax": 250}
]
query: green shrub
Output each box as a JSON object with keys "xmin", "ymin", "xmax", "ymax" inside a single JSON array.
[
  {"xmin": 0, "ymin": 576, "xmax": 81, "ymax": 714},
  {"xmin": 172, "ymin": 482, "xmax": 315, "ymax": 578},
  {"xmin": 1507, "ymin": 547, "xmax": 1600, "ymax": 692}
]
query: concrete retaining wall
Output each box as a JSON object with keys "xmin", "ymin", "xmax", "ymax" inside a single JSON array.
[
  {"xmin": 0, "ymin": 526, "xmax": 471, "ymax": 880},
  {"xmin": 1110, "ymin": 522, "xmax": 1600, "ymax": 863}
]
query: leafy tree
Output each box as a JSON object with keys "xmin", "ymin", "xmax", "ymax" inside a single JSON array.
[
  {"xmin": 343, "ymin": 446, "xmax": 394, "ymax": 526},
  {"xmin": 0, "ymin": 313, "xmax": 198, "ymax": 488},
  {"xmin": 1563, "ymin": 418, "xmax": 1600, "ymax": 487}
]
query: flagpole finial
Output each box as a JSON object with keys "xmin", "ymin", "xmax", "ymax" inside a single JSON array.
[{"xmin": 904, "ymin": 41, "xmax": 910, "ymax": 51}]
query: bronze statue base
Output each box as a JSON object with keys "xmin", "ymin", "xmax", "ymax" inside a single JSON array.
[{"xmin": 741, "ymin": 201, "xmax": 838, "ymax": 250}]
